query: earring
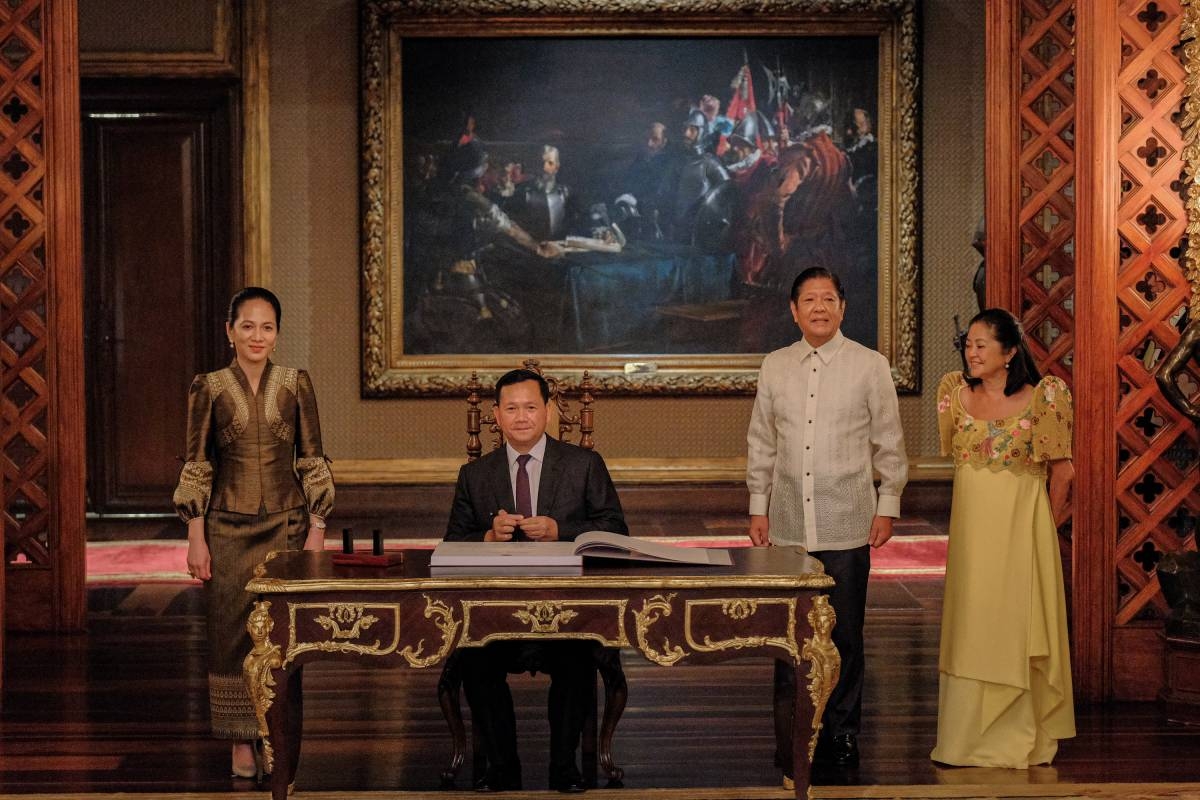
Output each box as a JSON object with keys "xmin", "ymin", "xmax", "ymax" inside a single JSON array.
[
  {"xmin": 228, "ymin": 340, "xmax": 234, "ymax": 348},
  {"xmin": 1004, "ymin": 361, "xmax": 1011, "ymax": 370}
]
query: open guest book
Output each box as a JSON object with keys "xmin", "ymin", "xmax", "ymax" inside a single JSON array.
[{"xmin": 430, "ymin": 531, "xmax": 732, "ymax": 575}]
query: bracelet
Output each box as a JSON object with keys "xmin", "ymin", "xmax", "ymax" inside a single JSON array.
[{"xmin": 310, "ymin": 518, "xmax": 327, "ymax": 529}]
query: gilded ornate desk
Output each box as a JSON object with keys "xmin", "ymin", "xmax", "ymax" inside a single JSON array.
[{"xmin": 243, "ymin": 546, "xmax": 838, "ymax": 800}]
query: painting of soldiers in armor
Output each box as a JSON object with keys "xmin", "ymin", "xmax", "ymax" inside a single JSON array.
[
  {"xmin": 361, "ymin": 1, "xmax": 919, "ymax": 395},
  {"xmin": 402, "ymin": 36, "xmax": 881, "ymax": 356}
]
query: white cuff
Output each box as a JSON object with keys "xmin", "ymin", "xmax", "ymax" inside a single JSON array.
[
  {"xmin": 876, "ymin": 494, "xmax": 901, "ymax": 518},
  {"xmin": 749, "ymin": 492, "xmax": 770, "ymax": 516}
]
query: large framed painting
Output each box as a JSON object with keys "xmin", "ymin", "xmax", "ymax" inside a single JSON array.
[{"xmin": 361, "ymin": 0, "xmax": 919, "ymax": 396}]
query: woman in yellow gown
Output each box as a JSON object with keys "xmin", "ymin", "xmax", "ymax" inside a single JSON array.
[{"xmin": 932, "ymin": 308, "xmax": 1075, "ymax": 768}]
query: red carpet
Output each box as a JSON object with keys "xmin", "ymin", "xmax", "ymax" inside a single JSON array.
[{"xmin": 86, "ymin": 535, "xmax": 946, "ymax": 585}]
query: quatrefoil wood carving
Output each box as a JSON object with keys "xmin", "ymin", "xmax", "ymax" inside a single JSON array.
[
  {"xmin": 1137, "ymin": 203, "xmax": 1167, "ymax": 234},
  {"xmin": 1137, "ymin": 136, "xmax": 1168, "ymax": 168},
  {"xmin": 1133, "ymin": 471, "xmax": 1166, "ymax": 504},
  {"xmin": 1137, "ymin": 2, "xmax": 1168, "ymax": 33},
  {"xmin": 1138, "ymin": 68, "xmax": 1168, "ymax": 100},
  {"xmin": 1134, "ymin": 541, "xmax": 1164, "ymax": 572}
]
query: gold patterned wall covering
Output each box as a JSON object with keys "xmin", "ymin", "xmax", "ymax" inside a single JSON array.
[
  {"xmin": 1116, "ymin": 0, "xmax": 1197, "ymax": 626},
  {"xmin": 1, "ymin": 2, "xmax": 51, "ymax": 574}
]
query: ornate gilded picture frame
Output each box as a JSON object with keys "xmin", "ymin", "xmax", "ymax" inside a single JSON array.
[{"xmin": 361, "ymin": 0, "xmax": 919, "ymax": 396}]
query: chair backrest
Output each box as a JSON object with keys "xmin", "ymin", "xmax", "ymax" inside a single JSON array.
[{"xmin": 466, "ymin": 358, "xmax": 595, "ymax": 461}]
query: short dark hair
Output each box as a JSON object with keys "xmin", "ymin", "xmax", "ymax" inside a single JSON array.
[
  {"xmin": 790, "ymin": 267, "xmax": 846, "ymax": 303},
  {"xmin": 228, "ymin": 286, "xmax": 282, "ymax": 329},
  {"xmin": 963, "ymin": 308, "xmax": 1043, "ymax": 396},
  {"xmin": 495, "ymin": 368, "xmax": 550, "ymax": 404}
]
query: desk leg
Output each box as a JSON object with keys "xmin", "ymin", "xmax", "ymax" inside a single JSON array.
[
  {"xmin": 793, "ymin": 593, "xmax": 841, "ymax": 800},
  {"xmin": 266, "ymin": 666, "xmax": 303, "ymax": 800},
  {"xmin": 436, "ymin": 652, "xmax": 469, "ymax": 788},
  {"xmin": 791, "ymin": 658, "xmax": 814, "ymax": 800},
  {"xmin": 596, "ymin": 648, "xmax": 627, "ymax": 786}
]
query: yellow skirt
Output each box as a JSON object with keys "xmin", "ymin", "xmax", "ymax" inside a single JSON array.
[{"xmin": 930, "ymin": 465, "xmax": 1074, "ymax": 768}]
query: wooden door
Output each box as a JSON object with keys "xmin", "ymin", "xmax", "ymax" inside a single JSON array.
[{"xmin": 82, "ymin": 80, "xmax": 241, "ymax": 513}]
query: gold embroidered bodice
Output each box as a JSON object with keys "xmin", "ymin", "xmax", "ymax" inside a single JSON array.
[
  {"xmin": 173, "ymin": 360, "xmax": 334, "ymax": 520},
  {"xmin": 936, "ymin": 371, "xmax": 1073, "ymax": 479}
]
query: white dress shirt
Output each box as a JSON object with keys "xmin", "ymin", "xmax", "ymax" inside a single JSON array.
[
  {"xmin": 505, "ymin": 434, "xmax": 547, "ymax": 513},
  {"xmin": 747, "ymin": 331, "xmax": 908, "ymax": 551}
]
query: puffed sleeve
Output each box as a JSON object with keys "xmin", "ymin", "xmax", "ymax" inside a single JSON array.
[
  {"xmin": 1031, "ymin": 375, "xmax": 1073, "ymax": 462},
  {"xmin": 936, "ymin": 371, "xmax": 964, "ymax": 457},
  {"xmin": 293, "ymin": 369, "xmax": 335, "ymax": 518},
  {"xmin": 173, "ymin": 375, "xmax": 215, "ymax": 521}
]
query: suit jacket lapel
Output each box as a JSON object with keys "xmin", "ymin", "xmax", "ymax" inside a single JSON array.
[
  {"xmin": 537, "ymin": 437, "xmax": 563, "ymax": 516},
  {"xmin": 487, "ymin": 450, "xmax": 514, "ymax": 517}
]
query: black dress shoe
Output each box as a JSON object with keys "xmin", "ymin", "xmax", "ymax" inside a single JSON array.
[
  {"xmin": 473, "ymin": 768, "xmax": 522, "ymax": 792},
  {"xmin": 549, "ymin": 765, "xmax": 587, "ymax": 793},
  {"xmin": 828, "ymin": 733, "xmax": 860, "ymax": 767}
]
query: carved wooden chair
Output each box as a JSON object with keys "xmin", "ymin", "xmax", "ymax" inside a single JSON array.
[
  {"xmin": 438, "ymin": 359, "xmax": 627, "ymax": 790},
  {"xmin": 465, "ymin": 358, "xmax": 596, "ymax": 461}
]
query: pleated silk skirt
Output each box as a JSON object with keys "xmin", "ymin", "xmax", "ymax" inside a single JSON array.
[
  {"xmin": 204, "ymin": 506, "xmax": 307, "ymax": 739},
  {"xmin": 931, "ymin": 465, "xmax": 1074, "ymax": 768}
]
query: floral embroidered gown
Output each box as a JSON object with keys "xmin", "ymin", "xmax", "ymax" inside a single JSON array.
[{"xmin": 931, "ymin": 371, "xmax": 1075, "ymax": 768}]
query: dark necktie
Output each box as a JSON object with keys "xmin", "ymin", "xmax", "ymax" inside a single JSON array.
[{"xmin": 515, "ymin": 453, "xmax": 533, "ymax": 519}]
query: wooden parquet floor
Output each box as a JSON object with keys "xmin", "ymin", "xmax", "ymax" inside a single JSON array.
[{"xmin": 3, "ymin": 785, "xmax": 1200, "ymax": 799}]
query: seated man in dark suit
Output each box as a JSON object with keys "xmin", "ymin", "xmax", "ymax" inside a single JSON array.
[{"xmin": 445, "ymin": 368, "xmax": 628, "ymax": 793}]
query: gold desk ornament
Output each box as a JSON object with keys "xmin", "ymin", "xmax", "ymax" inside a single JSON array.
[
  {"xmin": 244, "ymin": 600, "xmax": 283, "ymax": 775},
  {"xmin": 684, "ymin": 597, "xmax": 800, "ymax": 660},
  {"xmin": 514, "ymin": 600, "xmax": 579, "ymax": 633},
  {"xmin": 634, "ymin": 593, "xmax": 686, "ymax": 666},
  {"xmin": 459, "ymin": 599, "xmax": 628, "ymax": 647},
  {"xmin": 253, "ymin": 548, "xmax": 285, "ymax": 580},
  {"xmin": 400, "ymin": 594, "xmax": 461, "ymax": 668},
  {"xmin": 316, "ymin": 603, "xmax": 380, "ymax": 640},
  {"xmin": 801, "ymin": 594, "xmax": 841, "ymax": 762},
  {"xmin": 722, "ymin": 598, "xmax": 758, "ymax": 620},
  {"xmin": 285, "ymin": 602, "xmax": 403, "ymax": 663}
]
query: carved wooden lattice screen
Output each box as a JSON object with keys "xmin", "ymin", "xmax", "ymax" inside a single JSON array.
[
  {"xmin": 1114, "ymin": 0, "xmax": 1198, "ymax": 628},
  {"xmin": 1, "ymin": 4, "xmax": 52, "ymax": 579},
  {"xmin": 0, "ymin": 0, "xmax": 84, "ymax": 630},
  {"xmin": 1019, "ymin": 0, "xmax": 1078, "ymax": 387},
  {"xmin": 1015, "ymin": 0, "xmax": 1079, "ymax": 593}
]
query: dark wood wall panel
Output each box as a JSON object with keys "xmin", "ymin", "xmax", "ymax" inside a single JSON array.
[{"xmin": 82, "ymin": 82, "xmax": 237, "ymax": 512}]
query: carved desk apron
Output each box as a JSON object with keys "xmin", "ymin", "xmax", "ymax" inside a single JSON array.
[{"xmin": 244, "ymin": 546, "xmax": 838, "ymax": 800}]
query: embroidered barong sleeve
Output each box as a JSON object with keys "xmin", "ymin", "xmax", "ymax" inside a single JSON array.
[
  {"xmin": 294, "ymin": 369, "xmax": 335, "ymax": 518},
  {"xmin": 173, "ymin": 375, "xmax": 215, "ymax": 522},
  {"xmin": 746, "ymin": 361, "xmax": 778, "ymax": 518},
  {"xmin": 1031, "ymin": 376, "xmax": 1073, "ymax": 463},
  {"xmin": 937, "ymin": 371, "xmax": 964, "ymax": 457},
  {"xmin": 869, "ymin": 355, "xmax": 908, "ymax": 518}
]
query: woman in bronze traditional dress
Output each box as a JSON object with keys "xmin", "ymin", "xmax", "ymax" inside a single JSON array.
[{"xmin": 173, "ymin": 287, "xmax": 334, "ymax": 778}]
